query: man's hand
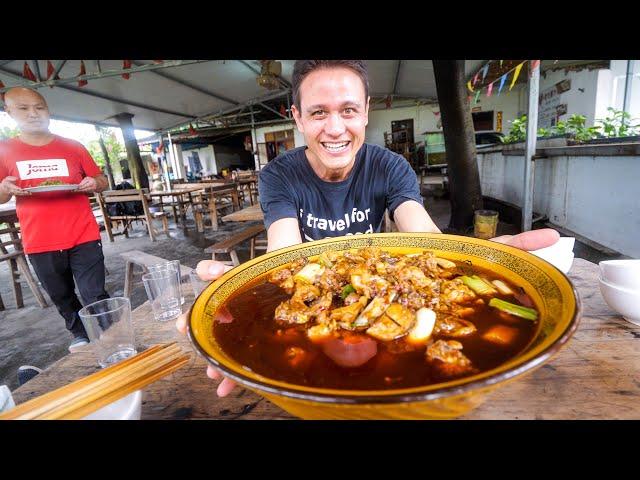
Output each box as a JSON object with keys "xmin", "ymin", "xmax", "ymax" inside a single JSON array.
[
  {"xmin": 176, "ymin": 260, "xmax": 237, "ymax": 397},
  {"xmin": 491, "ymin": 228, "xmax": 560, "ymax": 251},
  {"xmin": 76, "ymin": 176, "xmax": 98, "ymax": 193},
  {"xmin": 0, "ymin": 176, "xmax": 31, "ymax": 197}
]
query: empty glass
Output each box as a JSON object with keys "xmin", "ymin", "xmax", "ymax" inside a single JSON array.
[
  {"xmin": 147, "ymin": 260, "xmax": 185, "ymax": 305},
  {"xmin": 78, "ymin": 297, "xmax": 137, "ymax": 368},
  {"xmin": 142, "ymin": 266, "xmax": 182, "ymax": 322},
  {"xmin": 189, "ymin": 269, "xmax": 210, "ymax": 298}
]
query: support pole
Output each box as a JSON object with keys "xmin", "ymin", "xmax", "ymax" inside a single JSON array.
[
  {"xmin": 522, "ymin": 61, "xmax": 540, "ymax": 232},
  {"xmin": 113, "ymin": 113, "xmax": 149, "ymax": 189}
]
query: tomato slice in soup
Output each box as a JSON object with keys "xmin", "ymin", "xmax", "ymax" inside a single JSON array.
[{"xmin": 321, "ymin": 335, "xmax": 378, "ymax": 368}]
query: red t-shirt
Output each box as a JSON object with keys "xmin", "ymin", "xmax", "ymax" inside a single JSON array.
[{"xmin": 0, "ymin": 135, "xmax": 102, "ymax": 254}]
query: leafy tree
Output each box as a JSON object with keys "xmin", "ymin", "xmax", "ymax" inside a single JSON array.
[{"xmin": 0, "ymin": 126, "xmax": 19, "ymax": 140}]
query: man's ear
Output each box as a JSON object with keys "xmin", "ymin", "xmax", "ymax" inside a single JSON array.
[{"xmin": 291, "ymin": 105, "xmax": 304, "ymax": 133}]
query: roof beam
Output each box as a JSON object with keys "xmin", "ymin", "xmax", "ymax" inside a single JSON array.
[
  {"xmin": 237, "ymin": 60, "xmax": 291, "ymax": 89},
  {"xmin": 159, "ymin": 88, "xmax": 291, "ymax": 134},
  {"xmin": 257, "ymin": 102, "xmax": 288, "ymax": 120},
  {"xmin": 51, "ymin": 60, "xmax": 66, "ymax": 79},
  {"xmin": 0, "ymin": 65, "xmax": 196, "ymax": 120},
  {"xmin": 131, "ymin": 61, "xmax": 239, "ymax": 106},
  {"xmin": 392, "ymin": 60, "xmax": 402, "ymax": 94},
  {"xmin": 0, "ymin": 60, "xmax": 210, "ymax": 92},
  {"xmin": 30, "ymin": 60, "xmax": 42, "ymax": 82}
]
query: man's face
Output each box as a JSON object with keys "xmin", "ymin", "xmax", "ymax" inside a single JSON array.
[
  {"xmin": 291, "ymin": 67, "xmax": 369, "ymax": 179},
  {"xmin": 5, "ymin": 89, "xmax": 51, "ymax": 134}
]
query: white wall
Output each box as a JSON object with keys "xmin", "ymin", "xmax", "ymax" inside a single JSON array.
[
  {"xmin": 183, "ymin": 145, "xmax": 216, "ymax": 174},
  {"xmin": 477, "ymin": 151, "xmax": 640, "ymax": 258},
  {"xmin": 366, "ymin": 104, "xmax": 441, "ymax": 147}
]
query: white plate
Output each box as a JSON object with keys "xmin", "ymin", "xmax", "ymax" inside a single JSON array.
[
  {"xmin": 82, "ymin": 390, "xmax": 142, "ymax": 420},
  {"xmin": 24, "ymin": 184, "xmax": 79, "ymax": 193}
]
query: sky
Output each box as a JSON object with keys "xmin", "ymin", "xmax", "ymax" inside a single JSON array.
[{"xmin": 0, "ymin": 111, "xmax": 155, "ymax": 146}]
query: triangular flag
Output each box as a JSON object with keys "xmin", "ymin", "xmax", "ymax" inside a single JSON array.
[
  {"xmin": 497, "ymin": 74, "xmax": 507, "ymax": 95},
  {"xmin": 279, "ymin": 104, "xmax": 286, "ymax": 116},
  {"xmin": 481, "ymin": 64, "xmax": 489, "ymax": 81},
  {"xmin": 122, "ymin": 60, "xmax": 131, "ymax": 80},
  {"xmin": 487, "ymin": 82, "xmax": 494, "ymax": 97},
  {"xmin": 509, "ymin": 62, "xmax": 525, "ymax": 91},
  {"xmin": 188, "ymin": 123, "xmax": 197, "ymax": 135},
  {"xmin": 433, "ymin": 111, "xmax": 440, "ymax": 117},
  {"xmin": 46, "ymin": 61, "xmax": 55, "ymax": 80},
  {"xmin": 23, "ymin": 62, "xmax": 37, "ymax": 82},
  {"xmin": 474, "ymin": 90, "xmax": 481, "ymax": 104},
  {"xmin": 467, "ymin": 80, "xmax": 474, "ymax": 92},
  {"xmin": 0, "ymin": 80, "xmax": 5, "ymax": 102},
  {"xmin": 385, "ymin": 95, "xmax": 392, "ymax": 109},
  {"xmin": 78, "ymin": 60, "xmax": 88, "ymax": 87},
  {"xmin": 473, "ymin": 72, "xmax": 479, "ymax": 85}
]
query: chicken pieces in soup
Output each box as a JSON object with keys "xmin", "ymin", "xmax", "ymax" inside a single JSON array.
[{"xmin": 213, "ymin": 247, "xmax": 540, "ymax": 390}]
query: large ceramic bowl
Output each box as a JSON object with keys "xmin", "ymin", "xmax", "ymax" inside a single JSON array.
[{"xmin": 188, "ymin": 233, "xmax": 581, "ymax": 419}]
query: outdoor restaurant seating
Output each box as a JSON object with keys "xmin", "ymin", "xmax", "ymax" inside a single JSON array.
[
  {"xmin": 96, "ymin": 189, "xmax": 169, "ymax": 242},
  {"xmin": 203, "ymin": 223, "xmax": 267, "ymax": 266},
  {"xmin": 0, "ymin": 223, "xmax": 48, "ymax": 310}
]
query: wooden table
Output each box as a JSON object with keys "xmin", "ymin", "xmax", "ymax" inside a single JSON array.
[
  {"xmin": 222, "ymin": 204, "xmax": 263, "ymax": 223},
  {"xmin": 10, "ymin": 258, "xmax": 640, "ymax": 419},
  {"xmin": 150, "ymin": 186, "xmax": 202, "ymax": 226}
]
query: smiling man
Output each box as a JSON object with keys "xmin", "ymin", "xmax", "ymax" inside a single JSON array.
[
  {"xmin": 177, "ymin": 60, "xmax": 560, "ymax": 398},
  {"xmin": 258, "ymin": 60, "xmax": 440, "ymax": 249},
  {"xmin": 0, "ymin": 87, "xmax": 109, "ymax": 352}
]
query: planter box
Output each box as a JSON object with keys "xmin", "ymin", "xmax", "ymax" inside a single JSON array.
[
  {"xmin": 568, "ymin": 135, "xmax": 640, "ymax": 146},
  {"xmin": 502, "ymin": 135, "xmax": 570, "ymax": 152}
]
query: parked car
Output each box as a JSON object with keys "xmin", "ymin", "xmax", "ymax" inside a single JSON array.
[{"xmin": 475, "ymin": 131, "xmax": 505, "ymax": 147}]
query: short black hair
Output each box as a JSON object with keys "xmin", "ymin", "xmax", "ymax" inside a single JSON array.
[{"xmin": 291, "ymin": 60, "xmax": 369, "ymax": 110}]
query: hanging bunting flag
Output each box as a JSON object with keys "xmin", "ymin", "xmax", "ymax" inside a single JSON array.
[
  {"xmin": 46, "ymin": 61, "xmax": 55, "ymax": 80},
  {"xmin": 487, "ymin": 82, "xmax": 494, "ymax": 97},
  {"xmin": 467, "ymin": 80, "xmax": 474, "ymax": 92},
  {"xmin": 433, "ymin": 111, "xmax": 440, "ymax": 117},
  {"xmin": 0, "ymin": 80, "xmax": 5, "ymax": 102},
  {"xmin": 473, "ymin": 72, "xmax": 479, "ymax": 85},
  {"xmin": 188, "ymin": 123, "xmax": 197, "ymax": 135},
  {"xmin": 509, "ymin": 62, "xmax": 525, "ymax": 91},
  {"xmin": 23, "ymin": 62, "xmax": 37, "ymax": 82},
  {"xmin": 122, "ymin": 60, "xmax": 132, "ymax": 79},
  {"xmin": 78, "ymin": 61, "xmax": 88, "ymax": 87},
  {"xmin": 474, "ymin": 90, "xmax": 481, "ymax": 104},
  {"xmin": 385, "ymin": 95, "xmax": 392, "ymax": 109},
  {"xmin": 481, "ymin": 63, "xmax": 489, "ymax": 81},
  {"xmin": 279, "ymin": 104, "xmax": 287, "ymax": 116},
  {"xmin": 497, "ymin": 74, "xmax": 507, "ymax": 95},
  {"xmin": 500, "ymin": 60, "xmax": 503, "ymax": 68}
]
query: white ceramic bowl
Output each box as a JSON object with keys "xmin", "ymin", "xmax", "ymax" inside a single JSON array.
[
  {"xmin": 598, "ymin": 277, "xmax": 640, "ymax": 326},
  {"xmin": 599, "ymin": 259, "xmax": 640, "ymax": 291},
  {"xmin": 82, "ymin": 390, "xmax": 142, "ymax": 420}
]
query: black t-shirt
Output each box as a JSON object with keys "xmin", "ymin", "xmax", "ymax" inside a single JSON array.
[{"xmin": 258, "ymin": 143, "xmax": 423, "ymax": 241}]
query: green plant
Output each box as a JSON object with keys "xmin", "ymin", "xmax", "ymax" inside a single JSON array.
[
  {"xmin": 595, "ymin": 107, "xmax": 640, "ymax": 138},
  {"xmin": 501, "ymin": 115, "xmax": 554, "ymax": 143},
  {"xmin": 0, "ymin": 126, "xmax": 19, "ymax": 140},
  {"xmin": 554, "ymin": 114, "xmax": 601, "ymax": 142}
]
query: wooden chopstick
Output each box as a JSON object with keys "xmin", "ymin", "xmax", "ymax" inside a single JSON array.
[
  {"xmin": 34, "ymin": 349, "xmax": 187, "ymax": 420},
  {"xmin": 0, "ymin": 342, "xmax": 189, "ymax": 420},
  {"xmin": 50, "ymin": 356, "xmax": 190, "ymax": 420},
  {"xmin": 2, "ymin": 343, "xmax": 178, "ymax": 420},
  {"xmin": 33, "ymin": 347, "xmax": 186, "ymax": 420}
]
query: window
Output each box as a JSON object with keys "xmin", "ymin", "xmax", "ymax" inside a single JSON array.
[
  {"xmin": 257, "ymin": 129, "xmax": 295, "ymax": 167},
  {"xmin": 472, "ymin": 111, "xmax": 494, "ymax": 131}
]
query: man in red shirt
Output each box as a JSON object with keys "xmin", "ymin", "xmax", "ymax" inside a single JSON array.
[{"xmin": 0, "ymin": 87, "xmax": 110, "ymax": 352}]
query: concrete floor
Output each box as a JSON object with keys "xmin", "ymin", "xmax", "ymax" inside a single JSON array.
[{"xmin": 0, "ymin": 194, "xmax": 626, "ymax": 390}]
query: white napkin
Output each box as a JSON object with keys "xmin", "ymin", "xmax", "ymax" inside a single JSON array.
[
  {"xmin": 0, "ymin": 385, "xmax": 15, "ymax": 413},
  {"xmin": 529, "ymin": 237, "xmax": 575, "ymax": 274}
]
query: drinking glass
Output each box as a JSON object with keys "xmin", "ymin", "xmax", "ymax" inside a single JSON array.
[{"xmin": 142, "ymin": 267, "xmax": 182, "ymax": 322}]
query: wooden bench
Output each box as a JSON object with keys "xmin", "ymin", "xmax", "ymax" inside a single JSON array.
[
  {"xmin": 204, "ymin": 224, "xmax": 267, "ymax": 266},
  {"xmin": 119, "ymin": 250, "xmax": 192, "ymax": 298}
]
